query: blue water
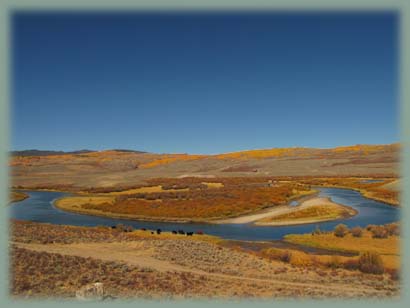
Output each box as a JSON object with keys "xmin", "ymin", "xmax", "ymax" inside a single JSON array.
[{"xmin": 8, "ymin": 187, "xmax": 399, "ymax": 241}]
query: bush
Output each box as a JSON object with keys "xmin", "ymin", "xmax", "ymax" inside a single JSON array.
[
  {"xmin": 280, "ymin": 250, "xmax": 292, "ymax": 263},
  {"xmin": 327, "ymin": 255, "xmax": 342, "ymax": 269},
  {"xmin": 385, "ymin": 223, "xmax": 400, "ymax": 236},
  {"xmin": 312, "ymin": 226, "xmax": 322, "ymax": 235},
  {"xmin": 366, "ymin": 224, "xmax": 377, "ymax": 231},
  {"xmin": 124, "ymin": 225, "xmax": 134, "ymax": 232},
  {"xmin": 358, "ymin": 251, "xmax": 384, "ymax": 274},
  {"xmin": 334, "ymin": 224, "xmax": 349, "ymax": 237},
  {"xmin": 386, "ymin": 268, "xmax": 400, "ymax": 281},
  {"xmin": 371, "ymin": 226, "xmax": 388, "ymax": 239},
  {"xmin": 343, "ymin": 259, "xmax": 359, "ymax": 270},
  {"xmin": 263, "ymin": 248, "xmax": 292, "ymax": 263},
  {"xmin": 115, "ymin": 224, "xmax": 125, "ymax": 232},
  {"xmin": 350, "ymin": 226, "xmax": 363, "ymax": 237}
]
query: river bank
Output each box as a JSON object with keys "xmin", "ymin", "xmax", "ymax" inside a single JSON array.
[
  {"xmin": 253, "ymin": 197, "xmax": 357, "ymax": 226},
  {"xmin": 9, "ymin": 188, "xmax": 400, "ymax": 241},
  {"xmin": 9, "ymin": 191, "xmax": 29, "ymax": 204},
  {"xmin": 53, "ymin": 189, "xmax": 317, "ymax": 224}
]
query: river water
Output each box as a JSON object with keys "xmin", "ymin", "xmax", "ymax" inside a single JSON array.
[{"xmin": 9, "ymin": 187, "xmax": 399, "ymax": 241}]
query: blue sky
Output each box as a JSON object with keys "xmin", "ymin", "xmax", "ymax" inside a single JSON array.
[{"xmin": 12, "ymin": 12, "xmax": 398, "ymax": 154}]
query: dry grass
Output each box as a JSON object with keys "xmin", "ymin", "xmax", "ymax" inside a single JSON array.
[
  {"xmin": 9, "ymin": 191, "xmax": 28, "ymax": 203},
  {"xmin": 10, "ymin": 221, "xmax": 400, "ymax": 299},
  {"xmin": 201, "ymin": 182, "xmax": 224, "ymax": 188},
  {"xmin": 104, "ymin": 185, "xmax": 190, "ymax": 195},
  {"xmin": 259, "ymin": 203, "xmax": 355, "ymax": 224},
  {"xmin": 54, "ymin": 179, "xmax": 314, "ymax": 222},
  {"xmin": 284, "ymin": 230, "xmax": 400, "ymax": 270}
]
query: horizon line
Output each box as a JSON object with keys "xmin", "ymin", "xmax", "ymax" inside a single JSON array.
[{"xmin": 10, "ymin": 142, "xmax": 400, "ymax": 156}]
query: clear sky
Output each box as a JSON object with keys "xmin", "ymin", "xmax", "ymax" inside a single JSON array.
[{"xmin": 12, "ymin": 12, "xmax": 398, "ymax": 154}]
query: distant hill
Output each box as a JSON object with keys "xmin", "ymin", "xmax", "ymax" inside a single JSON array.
[
  {"xmin": 10, "ymin": 150, "xmax": 94, "ymax": 157},
  {"xmin": 9, "ymin": 143, "xmax": 399, "ymax": 190},
  {"xmin": 11, "ymin": 149, "xmax": 146, "ymax": 157}
]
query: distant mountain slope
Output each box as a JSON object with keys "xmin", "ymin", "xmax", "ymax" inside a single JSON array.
[
  {"xmin": 10, "ymin": 144, "xmax": 399, "ymax": 190},
  {"xmin": 10, "ymin": 150, "xmax": 94, "ymax": 157},
  {"xmin": 10, "ymin": 149, "xmax": 146, "ymax": 157}
]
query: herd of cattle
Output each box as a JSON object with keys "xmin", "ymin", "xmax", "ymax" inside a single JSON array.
[{"xmin": 110, "ymin": 224, "xmax": 204, "ymax": 236}]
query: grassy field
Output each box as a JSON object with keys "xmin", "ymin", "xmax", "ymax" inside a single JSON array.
[{"xmin": 284, "ymin": 229, "xmax": 400, "ymax": 270}]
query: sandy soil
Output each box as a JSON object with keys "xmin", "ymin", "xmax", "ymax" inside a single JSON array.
[{"xmin": 215, "ymin": 197, "xmax": 356, "ymax": 225}]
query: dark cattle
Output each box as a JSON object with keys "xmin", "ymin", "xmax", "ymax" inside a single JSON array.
[
  {"xmin": 178, "ymin": 230, "xmax": 185, "ymax": 235},
  {"xmin": 186, "ymin": 232, "xmax": 193, "ymax": 236},
  {"xmin": 151, "ymin": 231, "xmax": 154, "ymax": 234},
  {"xmin": 172, "ymin": 230, "xmax": 177, "ymax": 234},
  {"xmin": 111, "ymin": 225, "xmax": 116, "ymax": 229},
  {"xmin": 140, "ymin": 228, "xmax": 146, "ymax": 231},
  {"xmin": 196, "ymin": 230, "xmax": 204, "ymax": 235},
  {"xmin": 156, "ymin": 229, "xmax": 162, "ymax": 235}
]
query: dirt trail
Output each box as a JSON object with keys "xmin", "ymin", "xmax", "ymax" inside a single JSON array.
[{"xmin": 13, "ymin": 242, "xmax": 379, "ymax": 294}]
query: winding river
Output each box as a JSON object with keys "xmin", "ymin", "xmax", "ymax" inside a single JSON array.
[{"xmin": 9, "ymin": 187, "xmax": 399, "ymax": 241}]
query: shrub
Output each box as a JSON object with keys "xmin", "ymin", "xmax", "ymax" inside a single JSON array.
[
  {"xmin": 358, "ymin": 251, "xmax": 384, "ymax": 274},
  {"xmin": 334, "ymin": 224, "xmax": 349, "ymax": 237},
  {"xmin": 263, "ymin": 248, "xmax": 292, "ymax": 263},
  {"xmin": 280, "ymin": 250, "xmax": 292, "ymax": 263},
  {"xmin": 312, "ymin": 226, "xmax": 322, "ymax": 235},
  {"xmin": 327, "ymin": 255, "xmax": 342, "ymax": 269},
  {"xmin": 366, "ymin": 224, "xmax": 377, "ymax": 231},
  {"xmin": 343, "ymin": 259, "xmax": 359, "ymax": 270},
  {"xmin": 124, "ymin": 225, "xmax": 134, "ymax": 232},
  {"xmin": 371, "ymin": 226, "xmax": 388, "ymax": 239},
  {"xmin": 386, "ymin": 268, "xmax": 400, "ymax": 281},
  {"xmin": 115, "ymin": 224, "xmax": 125, "ymax": 232},
  {"xmin": 350, "ymin": 226, "xmax": 363, "ymax": 237},
  {"xmin": 385, "ymin": 223, "xmax": 400, "ymax": 236}
]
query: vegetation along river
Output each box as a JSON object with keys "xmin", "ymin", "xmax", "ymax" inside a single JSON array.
[{"xmin": 9, "ymin": 187, "xmax": 399, "ymax": 241}]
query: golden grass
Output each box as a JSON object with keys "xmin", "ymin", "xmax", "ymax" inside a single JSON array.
[
  {"xmin": 284, "ymin": 230, "xmax": 399, "ymax": 255},
  {"xmin": 260, "ymin": 204, "xmax": 354, "ymax": 223},
  {"xmin": 9, "ymin": 191, "xmax": 28, "ymax": 203},
  {"xmin": 129, "ymin": 230, "xmax": 223, "ymax": 244},
  {"xmin": 284, "ymin": 230, "xmax": 399, "ymax": 270},
  {"xmin": 56, "ymin": 196, "xmax": 115, "ymax": 208},
  {"xmin": 201, "ymin": 182, "xmax": 224, "ymax": 188},
  {"xmin": 260, "ymin": 247, "xmax": 353, "ymax": 267},
  {"xmin": 139, "ymin": 154, "xmax": 206, "ymax": 168},
  {"xmin": 103, "ymin": 185, "xmax": 189, "ymax": 195}
]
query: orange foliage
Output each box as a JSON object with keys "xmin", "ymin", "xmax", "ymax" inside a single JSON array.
[
  {"xmin": 80, "ymin": 178, "xmax": 310, "ymax": 219},
  {"xmin": 139, "ymin": 154, "xmax": 207, "ymax": 169}
]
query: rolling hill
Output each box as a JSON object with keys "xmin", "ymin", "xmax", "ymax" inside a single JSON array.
[{"xmin": 10, "ymin": 143, "xmax": 399, "ymax": 191}]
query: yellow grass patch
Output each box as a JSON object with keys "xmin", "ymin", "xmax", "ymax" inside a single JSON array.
[
  {"xmin": 284, "ymin": 230, "xmax": 399, "ymax": 270},
  {"xmin": 139, "ymin": 154, "xmax": 206, "ymax": 168},
  {"xmin": 129, "ymin": 230, "xmax": 222, "ymax": 244},
  {"xmin": 10, "ymin": 191, "xmax": 28, "ymax": 203},
  {"xmin": 260, "ymin": 204, "xmax": 354, "ymax": 223},
  {"xmin": 201, "ymin": 182, "xmax": 224, "ymax": 188},
  {"xmin": 56, "ymin": 196, "xmax": 115, "ymax": 208},
  {"xmin": 104, "ymin": 185, "xmax": 189, "ymax": 195}
]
